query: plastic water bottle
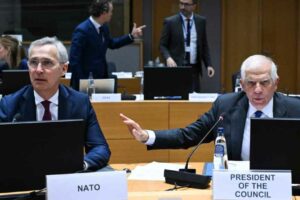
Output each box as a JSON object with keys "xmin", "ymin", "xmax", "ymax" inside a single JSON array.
[
  {"xmin": 87, "ymin": 72, "xmax": 95, "ymax": 99},
  {"xmin": 213, "ymin": 127, "xmax": 228, "ymax": 170}
]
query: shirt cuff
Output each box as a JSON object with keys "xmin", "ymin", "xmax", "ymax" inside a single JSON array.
[
  {"xmin": 83, "ymin": 161, "xmax": 89, "ymax": 170},
  {"xmin": 144, "ymin": 130, "xmax": 155, "ymax": 145},
  {"xmin": 129, "ymin": 33, "xmax": 134, "ymax": 40}
]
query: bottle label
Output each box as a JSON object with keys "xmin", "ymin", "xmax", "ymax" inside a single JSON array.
[{"xmin": 214, "ymin": 144, "xmax": 225, "ymax": 156}]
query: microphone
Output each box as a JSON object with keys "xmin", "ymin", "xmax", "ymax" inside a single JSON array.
[
  {"xmin": 164, "ymin": 113, "xmax": 225, "ymax": 189},
  {"xmin": 12, "ymin": 113, "xmax": 22, "ymax": 122}
]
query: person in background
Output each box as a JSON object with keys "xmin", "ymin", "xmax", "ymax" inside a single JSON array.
[
  {"xmin": 120, "ymin": 54, "xmax": 300, "ymax": 161},
  {"xmin": 160, "ymin": 0, "xmax": 215, "ymax": 92},
  {"xmin": 69, "ymin": 0, "xmax": 145, "ymax": 90},
  {"xmin": 0, "ymin": 36, "xmax": 110, "ymax": 170},
  {"xmin": 0, "ymin": 35, "xmax": 28, "ymax": 70}
]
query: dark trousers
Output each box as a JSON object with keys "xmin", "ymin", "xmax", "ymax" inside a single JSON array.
[{"xmin": 190, "ymin": 64, "xmax": 201, "ymax": 93}]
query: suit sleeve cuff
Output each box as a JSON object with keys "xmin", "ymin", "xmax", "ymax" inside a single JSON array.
[
  {"xmin": 144, "ymin": 130, "xmax": 155, "ymax": 145},
  {"xmin": 129, "ymin": 33, "xmax": 134, "ymax": 40}
]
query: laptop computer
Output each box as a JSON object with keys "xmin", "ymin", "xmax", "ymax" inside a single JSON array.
[
  {"xmin": 143, "ymin": 66, "xmax": 193, "ymax": 100},
  {"xmin": 250, "ymin": 118, "xmax": 300, "ymax": 184},
  {"xmin": 0, "ymin": 70, "xmax": 30, "ymax": 95},
  {"xmin": 79, "ymin": 79, "xmax": 115, "ymax": 94},
  {"xmin": 0, "ymin": 119, "xmax": 85, "ymax": 193}
]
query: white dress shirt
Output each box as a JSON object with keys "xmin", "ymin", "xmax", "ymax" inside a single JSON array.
[
  {"xmin": 180, "ymin": 13, "xmax": 197, "ymax": 64},
  {"xmin": 241, "ymin": 98, "xmax": 274, "ymax": 160},
  {"xmin": 34, "ymin": 90, "xmax": 59, "ymax": 121}
]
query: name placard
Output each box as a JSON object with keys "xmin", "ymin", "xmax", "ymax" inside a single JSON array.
[
  {"xmin": 92, "ymin": 93, "xmax": 121, "ymax": 102},
  {"xmin": 213, "ymin": 170, "xmax": 291, "ymax": 200},
  {"xmin": 189, "ymin": 93, "xmax": 219, "ymax": 102},
  {"xmin": 47, "ymin": 171, "xmax": 127, "ymax": 200}
]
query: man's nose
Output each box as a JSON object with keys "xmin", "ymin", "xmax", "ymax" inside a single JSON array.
[{"xmin": 254, "ymin": 83, "xmax": 263, "ymax": 92}]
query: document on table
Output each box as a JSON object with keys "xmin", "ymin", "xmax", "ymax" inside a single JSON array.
[{"xmin": 128, "ymin": 162, "xmax": 184, "ymax": 181}]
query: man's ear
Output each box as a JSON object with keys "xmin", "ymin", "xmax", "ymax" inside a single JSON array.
[{"xmin": 61, "ymin": 62, "xmax": 68, "ymax": 76}]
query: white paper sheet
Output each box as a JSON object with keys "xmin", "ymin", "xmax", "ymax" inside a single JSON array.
[{"xmin": 128, "ymin": 162, "xmax": 184, "ymax": 181}]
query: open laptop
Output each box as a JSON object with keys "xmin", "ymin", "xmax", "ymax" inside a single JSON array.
[
  {"xmin": 143, "ymin": 66, "xmax": 193, "ymax": 100},
  {"xmin": 0, "ymin": 119, "xmax": 85, "ymax": 193},
  {"xmin": 250, "ymin": 118, "xmax": 300, "ymax": 184},
  {"xmin": 0, "ymin": 70, "xmax": 30, "ymax": 95},
  {"xmin": 79, "ymin": 79, "xmax": 115, "ymax": 94}
]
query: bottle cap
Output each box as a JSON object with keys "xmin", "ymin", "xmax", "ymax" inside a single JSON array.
[{"xmin": 217, "ymin": 127, "xmax": 224, "ymax": 134}]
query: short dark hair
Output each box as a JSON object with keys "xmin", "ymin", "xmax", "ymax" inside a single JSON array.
[{"xmin": 89, "ymin": 0, "xmax": 112, "ymax": 17}]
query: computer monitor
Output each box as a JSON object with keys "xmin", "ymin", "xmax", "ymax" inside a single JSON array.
[
  {"xmin": 250, "ymin": 118, "xmax": 300, "ymax": 183},
  {"xmin": 0, "ymin": 70, "xmax": 30, "ymax": 95},
  {"xmin": 143, "ymin": 66, "xmax": 193, "ymax": 100},
  {"xmin": 79, "ymin": 78, "xmax": 116, "ymax": 94},
  {"xmin": 0, "ymin": 119, "xmax": 85, "ymax": 193}
]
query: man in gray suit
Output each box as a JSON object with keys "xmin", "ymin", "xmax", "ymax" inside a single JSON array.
[
  {"xmin": 120, "ymin": 54, "xmax": 300, "ymax": 161},
  {"xmin": 160, "ymin": 0, "xmax": 215, "ymax": 92}
]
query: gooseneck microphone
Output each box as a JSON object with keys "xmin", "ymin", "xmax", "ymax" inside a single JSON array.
[
  {"xmin": 164, "ymin": 114, "xmax": 225, "ymax": 189},
  {"xmin": 12, "ymin": 113, "xmax": 22, "ymax": 122}
]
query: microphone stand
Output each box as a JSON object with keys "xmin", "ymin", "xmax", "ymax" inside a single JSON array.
[{"xmin": 164, "ymin": 115, "xmax": 224, "ymax": 189}]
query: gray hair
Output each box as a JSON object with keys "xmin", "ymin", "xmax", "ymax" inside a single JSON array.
[
  {"xmin": 240, "ymin": 54, "xmax": 278, "ymax": 81},
  {"xmin": 28, "ymin": 36, "xmax": 68, "ymax": 64}
]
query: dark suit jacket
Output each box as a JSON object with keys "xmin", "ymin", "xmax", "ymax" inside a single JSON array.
[
  {"xmin": 159, "ymin": 13, "xmax": 212, "ymax": 76},
  {"xmin": 149, "ymin": 92, "xmax": 300, "ymax": 160},
  {"xmin": 69, "ymin": 18, "xmax": 133, "ymax": 90},
  {"xmin": 0, "ymin": 84, "xmax": 111, "ymax": 170}
]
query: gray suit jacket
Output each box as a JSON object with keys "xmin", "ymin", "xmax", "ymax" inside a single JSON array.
[
  {"xmin": 159, "ymin": 13, "xmax": 212, "ymax": 75},
  {"xmin": 149, "ymin": 92, "xmax": 300, "ymax": 160}
]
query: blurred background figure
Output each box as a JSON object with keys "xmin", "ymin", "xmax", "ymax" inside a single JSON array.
[{"xmin": 0, "ymin": 35, "xmax": 28, "ymax": 71}]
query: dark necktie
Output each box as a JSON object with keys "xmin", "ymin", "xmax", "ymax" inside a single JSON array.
[
  {"xmin": 41, "ymin": 100, "xmax": 51, "ymax": 121},
  {"xmin": 99, "ymin": 26, "xmax": 104, "ymax": 43},
  {"xmin": 185, "ymin": 18, "xmax": 191, "ymax": 65},
  {"xmin": 254, "ymin": 110, "xmax": 263, "ymax": 118},
  {"xmin": 186, "ymin": 18, "xmax": 191, "ymax": 46}
]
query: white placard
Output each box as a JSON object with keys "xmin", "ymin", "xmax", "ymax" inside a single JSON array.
[
  {"xmin": 47, "ymin": 171, "xmax": 127, "ymax": 200},
  {"xmin": 213, "ymin": 170, "xmax": 291, "ymax": 200},
  {"xmin": 65, "ymin": 72, "xmax": 72, "ymax": 79},
  {"xmin": 112, "ymin": 72, "xmax": 133, "ymax": 78},
  {"xmin": 92, "ymin": 93, "xmax": 121, "ymax": 102},
  {"xmin": 189, "ymin": 93, "xmax": 219, "ymax": 102}
]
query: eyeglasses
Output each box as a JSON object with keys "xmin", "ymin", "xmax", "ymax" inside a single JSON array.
[
  {"xmin": 179, "ymin": 1, "xmax": 195, "ymax": 7},
  {"xmin": 244, "ymin": 79, "xmax": 273, "ymax": 88},
  {"xmin": 28, "ymin": 58, "xmax": 59, "ymax": 69}
]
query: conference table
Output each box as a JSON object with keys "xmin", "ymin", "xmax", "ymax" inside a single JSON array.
[{"xmin": 111, "ymin": 162, "xmax": 300, "ymax": 200}]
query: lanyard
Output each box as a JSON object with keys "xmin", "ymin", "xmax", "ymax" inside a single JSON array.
[{"xmin": 180, "ymin": 16, "xmax": 194, "ymax": 44}]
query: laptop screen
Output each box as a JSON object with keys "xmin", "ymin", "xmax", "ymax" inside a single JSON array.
[
  {"xmin": 0, "ymin": 70, "xmax": 30, "ymax": 95},
  {"xmin": 143, "ymin": 66, "xmax": 193, "ymax": 100},
  {"xmin": 0, "ymin": 119, "xmax": 85, "ymax": 193},
  {"xmin": 250, "ymin": 118, "xmax": 300, "ymax": 183}
]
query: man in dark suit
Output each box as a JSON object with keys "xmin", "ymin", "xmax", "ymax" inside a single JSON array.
[
  {"xmin": 0, "ymin": 37, "xmax": 110, "ymax": 170},
  {"xmin": 160, "ymin": 0, "xmax": 215, "ymax": 92},
  {"xmin": 120, "ymin": 54, "xmax": 300, "ymax": 161},
  {"xmin": 69, "ymin": 0, "xmax": 145, "ymax": 90}
]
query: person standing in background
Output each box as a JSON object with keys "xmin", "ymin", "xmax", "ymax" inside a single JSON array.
[
  {"xmin": 160, "ymin": 0, "xmax": 214, "ymax": 92},
  {"xmin": 69, "ymin": 0, "xmax": 145, "ymax": 90}
]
